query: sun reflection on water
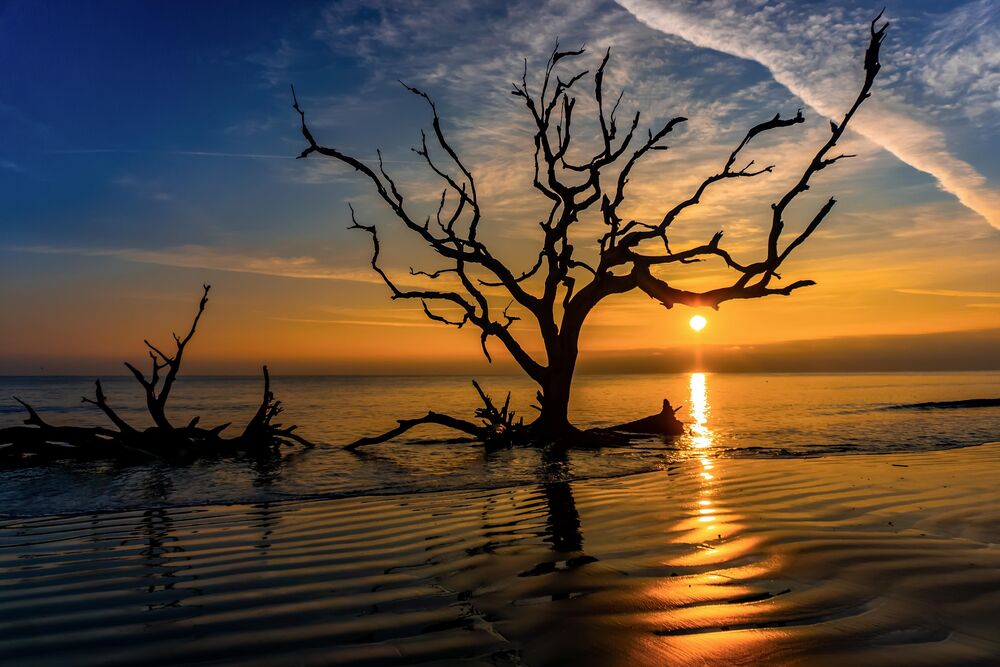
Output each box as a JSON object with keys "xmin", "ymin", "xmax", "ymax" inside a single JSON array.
[
  {"xmin": 647, "ymin": 371, "xmax": 785, "ymax": 656},
  {"xmin": 687, "ymin": 373, "xmax": 719, "ymax": 533},
  {"xmin": 689, "ymin": 372, "xmax": 713, "ymax": 450}
]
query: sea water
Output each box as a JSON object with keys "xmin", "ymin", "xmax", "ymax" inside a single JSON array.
[{"xmin": 1, "ymin": 372, "xmax": 998, "ymax": 516}]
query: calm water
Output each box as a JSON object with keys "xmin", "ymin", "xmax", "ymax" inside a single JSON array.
[{"xmin": 1, "ymin": 372, "xmax": 999, "ymax": 517}]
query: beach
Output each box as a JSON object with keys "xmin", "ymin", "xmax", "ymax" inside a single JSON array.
[{"xmin": 3, "ymin": 441, "xmax": 999, "ymax": 666}]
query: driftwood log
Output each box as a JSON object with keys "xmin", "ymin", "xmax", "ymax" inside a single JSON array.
[
  {"xmin": 603, "ymin": 399, "xmax": 684, "ymax": 436},
  {"xmin": 0, "ymin": 285, "xmax": 314, "ymax": 466}
]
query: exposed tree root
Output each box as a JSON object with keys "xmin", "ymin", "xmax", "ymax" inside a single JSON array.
[{"xmin": 0, "ymin": 286, "xmax": 314, "ymax": 467}]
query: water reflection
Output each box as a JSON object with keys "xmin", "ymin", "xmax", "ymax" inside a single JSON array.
[
  {"xmin": 511, "ymin": 447, "xmax": 589, "ymax": 582},
  {"xmin": 133, "ymin": 507, "xmax": 201, "ymax": 614},
  {"xmin": 539, "ymin": 447, "xmax": 583, "ymax": 554},
  {"xmin": 683, "ymin": 373, "xmax": 729, "ymax": 544},
  {"xmin": 688, "ymin": 372, "xmax": 713, "ymax": 450},
  {"xmin": 688, "ymin": 372, "xmax": 716, "ymax": 519}
]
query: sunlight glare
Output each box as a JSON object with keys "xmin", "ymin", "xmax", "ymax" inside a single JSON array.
[
  {"xmin": 689, "ymin": 372, "xmax": 713, "ymax": 450},
  {"xmin": 689, "ymin": 314, "xmax": 707, "ymax": 332}
]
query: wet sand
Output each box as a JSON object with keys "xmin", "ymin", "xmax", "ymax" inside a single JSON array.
[{"xmin": 2, "ymin": 443, "xmax": 999, "ymax": 666}]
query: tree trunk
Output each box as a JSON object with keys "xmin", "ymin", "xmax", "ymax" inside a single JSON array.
[
  {"xmin": 534, "ymin": 321, "xmax": 583, "ymax": 438},
  {"xmin": 537, "ymin": 367, "xmax": 575, "ymax": 435}
]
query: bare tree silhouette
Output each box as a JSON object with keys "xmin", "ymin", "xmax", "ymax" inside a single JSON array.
[{"xmin": 296, "ymin": 16, "xmax": 888, "ymax": 446}]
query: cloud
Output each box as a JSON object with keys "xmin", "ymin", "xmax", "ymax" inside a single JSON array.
[
  {"xmin": 224, "ymin": 117, "xmax": 276, "ymax": 136},
  {"xmin": 896, "ymin": 288, "xmax": 1000, "ymax": 298},
  {"xmin": 112, "ymin": 174, "xmax": 173, "ymax": 202},
  {"xmin": 307, "ymin": 0, "xmax": 814, "ymax": 241},
  {"xmin": 269, "ymin": 316, "xmax": 440, "ymax": 328},
  {"xmin": 6, "ymin": 244, "xmax": 385, "ymax": 283},
  {"xmin": 45, "ymin": 148, "xmax": 296, "ymax": 160},
  {"xmin": 247, "ymin": 38, "xmax": 299, "ymax": 86},
  {"xmin": 613, "ymin": 0, "xmax": 1000, "ymax": 229},
  {"xmin": 0, "ymin": 99, "xmax": 50, "ymax": 139},
  {"xmin": 917, "ymin": 0, "xmax": 1000, "ymax": 122}
]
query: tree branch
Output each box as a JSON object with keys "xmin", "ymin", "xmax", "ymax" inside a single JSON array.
[
  {"xmin": 81, "ymin": 379, "xmax": 136, "ymax": 434},
  {"xmin": 345, "ymin": 411, "xmax": 484, "ymax": 451}
]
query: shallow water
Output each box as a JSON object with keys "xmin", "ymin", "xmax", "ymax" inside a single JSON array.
[
  {"xmin": 2, "ymin": 444, "xmax": 999, "ymax": 666},
  {"xmin": 2, "ymin": 372, "xmax": 999, "ymax": 517}
]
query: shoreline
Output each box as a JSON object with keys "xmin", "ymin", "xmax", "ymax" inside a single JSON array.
[{"xmin": 2, "ymin": 439, "xmax": 997, "ymax": 522}]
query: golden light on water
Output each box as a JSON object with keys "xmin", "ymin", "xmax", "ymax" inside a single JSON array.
[
  {"xmin": 687, "ymin": 372, "xmax": 724, "ymax": 539},
  {"xmin": 689, "ymin": 372, "xmax": 714, "ymax": 450},
  {"xmin": 689, "ymin": 314, "xmax": 707, "ymax": 332}
]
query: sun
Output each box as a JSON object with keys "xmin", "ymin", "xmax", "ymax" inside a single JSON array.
[{"xmin": 689, "ymin": 315, "xmax": 707, "ymax": 332}]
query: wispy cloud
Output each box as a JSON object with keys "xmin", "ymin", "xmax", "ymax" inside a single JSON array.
[
  {"xmin": 269, "ymin": 316, "xmax": 440, "ymax": 328},
  {"xmin": 614, "ymin": 0, "xmax": 1000, "ymax": 229},
  {"xmin": 916, "ymin": 0, "xmax": 999, "ymax": 123},
  {"xmin": 112, "ymin": 174, "xmax": 173, "ymax": 202},
  {"xmin": 247, "ymin": 38, "xmax": 299, "ymax": 86},
  {"xmin": 896, "ymin": 288, "xmax": 1000, "ymax": 298},
  {"xmin": 306, "ymin": 0, "xmax": 813, "ymax": 241},
  {"xmin": 6, "ymin": 244, "xmax": 384, "ymax": 283},
  {"xmin": 224, "ymin": 117, "xmax": 276, "ymax": 136},
  {"xmin": 45, "ymin": 148, "xmax": 296, "ymax": 160}
]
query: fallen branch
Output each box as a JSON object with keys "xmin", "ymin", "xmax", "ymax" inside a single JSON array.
[
  {"xmin": 346, "ymin": 380, "xmax": 530, "ymax": 451},
  {"xmin": 345, "ymin": 411, "xmax": 484, "ymax": 451}
]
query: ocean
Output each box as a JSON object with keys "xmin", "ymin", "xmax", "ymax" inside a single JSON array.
[{"xmin": 2, "ymin": 372, "xmax": 999, "ymax": 517}]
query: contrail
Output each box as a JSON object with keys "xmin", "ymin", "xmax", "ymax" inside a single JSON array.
[{"xmin": 615, "ymin": 0, "xmax": 1000, "ymax": 229}]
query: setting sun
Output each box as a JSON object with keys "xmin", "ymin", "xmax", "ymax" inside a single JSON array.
[{"xmin": 689, "ymin": 315, "xmax": 708, "ymax": 332}]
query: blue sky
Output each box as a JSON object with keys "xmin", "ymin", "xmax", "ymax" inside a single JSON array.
[{"xmin": 1, "ymin": 0, "xmax": 998, "ymax": 373}]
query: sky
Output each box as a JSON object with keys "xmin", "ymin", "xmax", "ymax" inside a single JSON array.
[{"xmin": 1, "ymin": 0, "xmax": 998, "ymax": 374}]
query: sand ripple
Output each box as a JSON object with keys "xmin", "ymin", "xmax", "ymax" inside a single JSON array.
[{"xmin": 2, "ymin": 444, "xmax": 1000, "ymax": 665}]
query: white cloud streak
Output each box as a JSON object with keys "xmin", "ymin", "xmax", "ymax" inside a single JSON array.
[{"xmin": 614, "ymin": 0, "xmax": 1000, "ymax": 229}]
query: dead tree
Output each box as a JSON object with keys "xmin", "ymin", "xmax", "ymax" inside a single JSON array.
[
  {"xmin": 297, "ymin": 16, "xmax": 888, "ymax": 447},
  {"xmin": 0, "ymin": 285, "xmax": 314, "ymax": 465}
]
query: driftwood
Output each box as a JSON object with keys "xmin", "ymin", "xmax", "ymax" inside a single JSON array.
[
  {"xmin": 346, "ymin": 380, "xmax": 528, "ymax": 451},
  {"xmin": 0, "ymin": 285, "xmax": 314, "ymax": 466},
  {"xmin": 345, "ymin": 384, "xmax": 683, "ymax": 451},
  {"xmin": 603, "ymin": 399, "xmax": 684, "ymax": 436}
]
